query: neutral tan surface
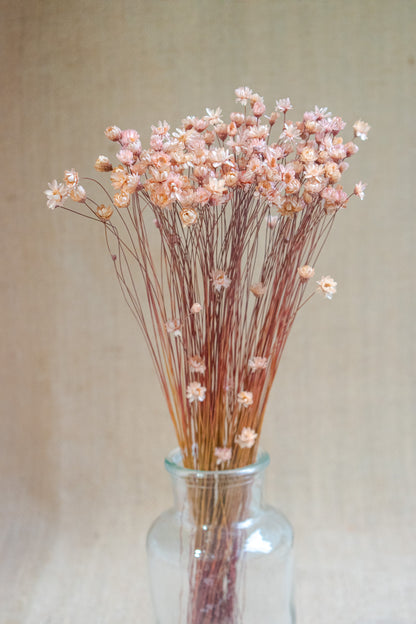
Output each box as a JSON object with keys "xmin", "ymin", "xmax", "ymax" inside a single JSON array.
[{"xmin": 1, "ymin": 0, "xmax": 415, "ymax": 622}]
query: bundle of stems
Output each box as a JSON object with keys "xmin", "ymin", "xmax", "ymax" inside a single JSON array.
[{"xmin": 46, "ymin": 87, "xmax": 368, "ymax": 624}]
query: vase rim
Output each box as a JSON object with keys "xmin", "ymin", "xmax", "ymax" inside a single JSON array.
[{"xmin": 165, "ymin": 447, "xmax": 270, "ymax": 478}]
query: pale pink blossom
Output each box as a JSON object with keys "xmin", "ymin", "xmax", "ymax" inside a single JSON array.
[
  {"xmin": 280, "ymin": 122, "xmax": 301, "ymax": 145},
  {"xmin": 180, "ymin": 207, "xmax": 198, "ymax": 227},
  {"xmin": 235, "ymin": 427, "xmax": 258, "ymax": 449},
  {"xmin": 117, "ymin": 149, "xmax": 136, "ymax": 166},
  {"xmin": 64, "ymin": 169, "xmax": 79, "ymax": 187},
  {"xmin": 252, "ymin": 99, "xmax": 266, "ymax": 117},
  {"xmin": 205, "ymin": 107, "xmax": 223, "ymax": 125},
  {"xmin": 113, "ymin": 190, "xmax": 130, "ymax": 208},
  {"xmin": 235, "ymin": 86, "xmax": 253, "ymax": 105},
  {"xmin": 297, "ymin": 265, "xmax": 315, "ymax": 280},
  {"xmin": 105, "ymin": 125, "xmax": 122, "ymax": 141},
  {"xmin": 354, "ymin": 181, "xmax": 367, "ymax": 200},
  {"xmin": 165, "ymin": 319, "xmax": 181, "ymax": 337},
  {"xmin": 186, "ymin": 381, "xmax": 206, "ymax": 403},
  {"xmin": 275, "ymin": 98, "xmax": 293, "ymax": 113},
  {"xmin": 189, "ymin": 355, "xmax": 206, "ymax": 374},
  {"xmin": 70, "ymin": 185, "xmax": 86, "ymax": 203},
  {"xmin": 214, "ymin": 447, "xmax": 232, "ymax": 465},
  {"xmin": 44, "ymin": 180, "xmax": 68, "ymax": 210},
  {"xmin": 121, "ymin": 129, "xmax": 141, "ymax": 154},
  {"xmin": 111, "ymin": 166, "xmax": 129, "ymax": 189},
  {"xmin": 237, "ymin": 390, "xmax": 254, "ymax": 408},
  {"xmin": 95, "ymin": 155, "xmax": 113, "ymax": 172},
  {"xmin": 250, "ymin": 282, "xmax": 266, "ymax": 297},
  {"xmin": 317, "ymin": 276, "xmax": 337, "ymax": 299},
  {"xmin": 248, "ymin": 356, "xmax": 268, "ymax": 372},
  {"xmin": 190, "ymin": 303, "xmax": 202, "ymax": 314},
  {"xmin": 96, "ymin": 204, "xmax": 113, "ymax": 220},
  {"xmin": 353, "ymin": 119, "xmax": 371, "ymax": 141},
  {"xmin": 211, "ymin": 269, "xmax": 231, "ymax": 291}
]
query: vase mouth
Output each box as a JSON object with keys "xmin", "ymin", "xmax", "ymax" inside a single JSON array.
[{"xmin": 165, "ymin": 447, "xmax": 270, "ymax": 478}]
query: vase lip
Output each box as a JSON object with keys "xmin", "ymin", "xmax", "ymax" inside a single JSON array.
[{"xmin": 165, "ymin": 447, "xmax": 270, "ymax": 478}]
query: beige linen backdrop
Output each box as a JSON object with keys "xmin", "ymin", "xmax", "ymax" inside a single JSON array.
[{"xmin": 1, "ymin": 1, "xmax": 415, "ymax": 623}]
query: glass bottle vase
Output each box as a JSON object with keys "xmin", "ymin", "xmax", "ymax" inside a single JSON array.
[{"xmin": 146, "ymin": 449, "xmax": 295, "ymax": 624}]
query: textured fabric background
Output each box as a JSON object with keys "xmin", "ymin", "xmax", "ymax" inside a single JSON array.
[{"xmin": 1, "ymin": 1, "xmax": 415, "ymax": 622}]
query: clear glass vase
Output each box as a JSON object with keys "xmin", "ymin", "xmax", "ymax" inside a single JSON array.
[{"xmin": 146, "ymin": 449, "xmax": 295, "ymax": 624}]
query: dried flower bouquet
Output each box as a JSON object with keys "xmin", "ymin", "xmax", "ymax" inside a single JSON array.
[{"xmin": 46, "ymin": 87, "xmax": 369, "ymax": 623}]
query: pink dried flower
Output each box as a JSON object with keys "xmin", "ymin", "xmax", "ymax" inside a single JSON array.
[
  {"xmin": 186, "ymin": 381, "xmax": 207, "ymax": 403},
  {"xmin": 248, "ymin": 357, "xmax": 268, "ymax": 372},
  {"xmin": 189, "ymin": 355, "xmax": 206, "ymax": 374},
  {"xmin": 105, "ymin": 125, "xmax": 122, "ymax": 141},
  {"xmin": 235, "ymin": 86, "xmax": 253, "ymax": 105},
  {"xmin": 211, "ymin": 269, "xmax": 231, "ymax": 291},
  {"xmin": 275, "ymin": 98, "xmax": 293, "ymax": 113},
  {"xmin": 44, "ymin": 180, "xmax": 68, "ymax": 210},
  {"xmin": 235, "ymin": 427, "xmax": 258, "ymax": 449},
  {"xmin": 250, "ymin": 282, "xmax": 266, "ymax": 297},
  {"xmin": 214, "ymin": 447, "xmax": 232, "ymax": 466},
  {"xmin": 354, "ymin": 181, "xmax": 367, "ymax": 200},
  {"xmin": 96, "ymin": 204, "xmax": 113, "ymax": 220},
  {"xmin": 190, "ymin": 303, "xmax": 202, "ymax": 314},
  {"xmin": 165, "ymin": 319, "xmax": 181, "ymax": 337},
  {"xmin": 113, "ymin": 190, "xmax": 130, "ymax": 208},
  {"xmin": 353, "ymin": 119, "xmax": 371, "ymax": 141},
  {"xmin": 237, "ymin": 390, "xmax": 254, "ymax": 408},
  {"xmin": 180, "ymin": 207, "xmax": 198, "ymax": 227},
  {"xmin": 298, "ymin": 265, "xmax": 315, "ymax": 280},
  {"xmin": 317, "ymin": 276, "xmax": 337, "ymax": 299},
  {"xmin": 111, "ymin": 166, "xmax": 128, "ymax": 189},
  {"xmin": 70, "ymin": 185, "xmax": 86, "ymax": 203},
  {"xmin": 116, "ymin": 149, "xmax": 136, "ymax": 166},
  {"xmin": 95, "ymin": 155, "xmax": 113, "ymax": 172},
  {"xmin": 252, "ymin": 99, "xmax": 266, "ymax": 117},
  {"xmin": 64, "ymin": 169, "xmax": 79, "ymax": 187}
]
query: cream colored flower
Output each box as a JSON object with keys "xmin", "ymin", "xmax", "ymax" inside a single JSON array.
[
  {"xmin": 113, "ymin": 190, "xmax": 130, "ymax": 208},
  {"xmin": 189, "ymin": 355, "xmax": 206, "ymax": 374},
  {"xmin": 95, "ymin": 155, "xmax": 113, "ymax": 172},
  {"xmin": 105, "ymin": 125, "xmax": 122, "ymax": 141},
  {"xmin": 64, "ymin": 169, "xmax": 79, "ymax": 187},
  {"xmin": 275, "ymin": 98, "xmax": 293, "ymax": 113},
  {"xmin": 96, "ymin": 204, "xmax": 113, "ymax": 220},
  {"xmin": 44, "ymin": 180, "xmax": 68, "ymax": 210},
  {"xmin": 165, "ymin": 319, "xmax": 181, "ymax": 337},
  {"xmin": 186, "ymin": 381, "xmax": 207, "ymax": 403},
  {"xmin": 214, "ymin": 447, "xmax": 232, "ymax": 466},
  {"xmin": 237, "ymin": 390, "xmax": 254, "ymax": 408},
  {"xmin": 317, "ymin": 276, "xmax": 337, "ymax": 299},
  {"xmin": 353, "ymin": 119, "xmax": 370, "ymax": 141},
  {"xmin": 250, "ymin": 282, "xmax": 266, "ymax": 297},
  {"xmin": 70, "ymin": 185, "xmax": 86, "ymax": 203},
  {"xmin": 211, "ymin": 269, "xmax": 231, "ymax": 291},
  {"xmin": 235, "ymin": 86, "xmax": 253, "ymax": 105},
  {"xmin": 248, "ymin": 357, "xmax": 268, "ymax": 372},
  {"xmin": 190, "ymin": 303, "xmax": 202, "ymax": 314},
  {"xmin": 235, "ymin": 427, "xmax": 258, "ymax": 449},
  {"xmin": 298, "ymin": 265, "xmax": 315, "ymax": 280},
  {"xmin": 354, "ymin": 181, "xmax": 367, "ymax": 200},
  {"xmin": 180, "ymin": 207, "xmax": 198, "ymax": 227},
  {"xmin": 111, "ymin": 166, "xmax": 128, "ymax": 190}
]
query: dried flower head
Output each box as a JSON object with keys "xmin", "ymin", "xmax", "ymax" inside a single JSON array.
[
  {"xmin": 235, "ymin": 427, "xmax": 258, "ymax": 449},
  {"xmin": 317, "ymin": 276, "xmax": 337, "ymax": 299},
  {"xmin": 186, "ymin": 381, "xmax": 207, "ymax": 403},
  {"xmin": 95, "ymin": 155, "xmax": 113, "ymax": 172},
  {"xmin": 70, "ymin": 185, "xmax": 86, "ymax": 203},
  {"xmin": 189, "ymin": 355, "xmax": 206, "ymax": 374},
  {"xmin": 353, "ymin": 120, "xmax": 371, "ymax": 141},
  {"xmin": 165, "ymin": 319, "xmax": 181, "ymax": 337},
  {"xmin": 250, "ymin": 282, "xmax": 266, "ymax": 297},
  {"xmin": 211, "ymin": 269, "xmax": 231, "ymax": 291},
  {"xmin": 105, "ymin": 125, "xmax": 122, "ymax": 141},
  {"xmin": 96, "ymin": 204, "xmax": 113, "ymax": 221},
  {"xmin": 237, "ymin": 390, "xmax": 254, "ymax": 408},
  {"xmin": 354, "ymin": 181, "xmax": 367, "ymax": 200},
  {"xmin": 298, "ymin": 265, "xmax": 315, "ymax": 280},
  {"xmin": 214, "ymin": 447, "xmax": 232, "ymax": 465},
  {"xmin": 44, "ymin": 180, "xmax": 68, "ymax": 210},
  {"xmin": 190, "ymin": 302, "xmax": 202, "ymax": 314},
  {"xmin": 64, "ymin": 169, "xmax": 79, "ymax": 187},
  {"xmin": 180, "ymin": 207, "xmax": 198, "ymax": 227},
  {"xmin": 248, "ymin": 357, "xmax": 268, "ymax": 372}
]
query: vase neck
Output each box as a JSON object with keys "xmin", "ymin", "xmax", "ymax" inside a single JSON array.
[{"xmin": 165, "ymin": 449, "xmax": 269, "ymax": 525}]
